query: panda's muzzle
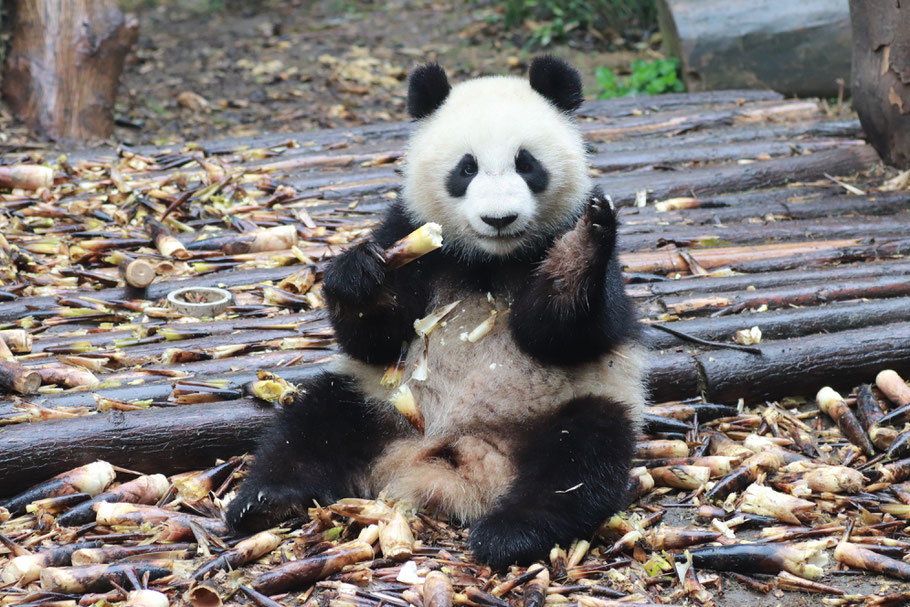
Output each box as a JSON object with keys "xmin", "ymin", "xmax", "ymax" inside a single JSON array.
[{"xmin": 481, "ymin": 214, "xmax": 518, "ymax": 230}]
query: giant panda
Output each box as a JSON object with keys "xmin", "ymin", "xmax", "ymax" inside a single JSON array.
[{"xmin": 227, "ymin": 56, "xmax": 647, "ymax": 569}]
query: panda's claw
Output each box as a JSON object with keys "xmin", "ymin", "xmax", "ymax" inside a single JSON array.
[{"xmin": 226, "ymin": 482, "xmax": 313, "ymax": 533}]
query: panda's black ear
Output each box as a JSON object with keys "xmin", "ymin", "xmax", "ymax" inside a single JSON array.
[
  {"xmin": 408, "ymin": 63, "xmax": 451, "ymax": 119},
  {"xmin": 529, "ymin": 55, "xmax": 584, "ymax": 113}
]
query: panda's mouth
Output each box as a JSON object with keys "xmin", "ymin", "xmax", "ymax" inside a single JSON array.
[{"xmin": 476, "ymin": 229, "xmax": 527, "ymax": 242}]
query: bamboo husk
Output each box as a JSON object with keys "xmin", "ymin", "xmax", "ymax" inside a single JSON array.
[
  {"xmin": 187, "ymin": 583, "xmax": 222, "ymax": 607},
  {"xmin": 0, "ymin": 165, "xmax": 55, "ymax": 190},
  {"xmin": 741, "ymin": 484, "xmax": 815, "ymax": 524},
  {"xmin": 171, "ymin": 457, "xmax": 242, "ymax": 504},
  {"xmin": 706, "ymin": 450, "xmax": 782, "ymax": 501},
  {"xmin": 38, "ymin": 365, "xmax": 100, "ymax": 388},
  {"xmin": 636, "ymin": 440, "xmax": 689, "ymax": 459},
  {"xmin": 423, "ymin": 571, "xmax": 454, "ymax": 607},
  {"xmin": 688, "ymin": 540, "xmax": 829, "ymax": 579},
  {"xmin": 0, "ymin": 329, "xmax": 32, "ymax": 353},
  {"xmin": 647, "ymin": 526, "xmax": 722, "ymax": 550},
  {"xmin": 816, "ymin": 387, "xmax": 876, "ymax": 456},
  {"xmin": 877, "ymin": 369, "xmax": 910, "ymax": 407},
  {"xmin": 378, "ymin": 509, "xmax": 414, "ymax": 560},
  {"xmin": 649, "ymin": 465, "xmax": 711, "ymax": 490},
  {"xmin": 72, "ymin": 543, "xmax": 194, "ymax": 566},
  {"xmin": 834, "ymin": 541, "xmax": 910, "ymax": 581},
  {"xmin": 192, "ymin": 531, "xmax": 281, "ymax": 579},
  {"xmin": 385, "ymin": 223, "xmax": 443, "ymax": 269},
  {"xmin": 251, "ymin": 540, "xmax": 374, "ymax": 594},
  {"xmin": 1, "ymin": 541, "xmax": 101, "ymax": 584},
  {"xmin": 390, "ymin": 384, "xmax": 424, "ymax": 434},
  {"xmin": 125, "ymin": 590, "xmax": 170, "ymax": 607},
  {"xmin": 146, "ymin": 217, "xmax": 190, "ymax": 259},
  {"xmin": 1, "ymin": 461, "xmax": 115, "ymax": 515},
  {"xmin": 57, "ymin": 473, "xmax": 170, "ymax": 526},
  {"xmin": 40, "ymin": 563, "xmax": 172, "ymax": 593},
  {"xmin": 521, "ymin": 566, "xmax": 549, "ymax": 607}
]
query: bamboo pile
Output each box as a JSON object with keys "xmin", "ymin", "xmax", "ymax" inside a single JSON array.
[{"xmin": 0, "ymin": 89, "xmax": 909, "ymax": 604}]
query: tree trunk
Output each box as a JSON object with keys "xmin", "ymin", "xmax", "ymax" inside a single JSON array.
[
  {"xmin": 849, "ymin": 0, "xmax": 910, "ymax": 169},
  {"xmin": 1, "ymin": 0, "xmax": 139, "ymax": 141},
  {"xmin": 657, "ymin": 0, "xmax": 852, "ymax": 97}
]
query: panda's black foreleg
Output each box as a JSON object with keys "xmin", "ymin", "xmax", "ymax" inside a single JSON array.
[
  {"xmin": 467, "ymin": 395, "xmax": 635, "ymax": 569},
  {"xmin": 323, "ymin": 234, "xmax": 433, "ymax": 365},
  {"xmin": 226, "ymin": 372, "xmax": 396, "ymax": 532},
  {"xmin": 510, "ymin": 188, "xmax": 636, "ymax": 365}
]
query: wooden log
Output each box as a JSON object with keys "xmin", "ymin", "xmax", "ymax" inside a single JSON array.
[
  {"xmin": 629, "ymin": 260, "xmax": 910, "ymax": 299},
  {"xmin": 849, "ymin": 0, "xmax": 910, "ymax": 168},
  {"xmin": 118, "ymin": 258, "xmax": 156, "ymax": 289},
  {"xmin": 3, "ymin": 364, "xmax": 323, "ymax": 415},
  {"xmin": 697, "ymin": 322, "xmax": 910, "ymax": 403},
  {"xmin": 657, "ymin": 0, "xmax": 852, "ymax": 97},
  {"xmin": 620, "ymin": 215, "xmax": 910, "ymax": 250},
  {"xmin": 644, "ymin": 297, "xmax": 910, "ymax": 350},
  {"xmin": 0, "ymin": 360, "xmax": 42, "ymax": 394},
  {"xmin": 1, "ymin": 0, "xmax": 139, "ymax": 140},
  {"xmin": 0, "ymin": 399, "xmax": 276, "ymax": 497},
  {"xmin": 621, "ymin": 237, "xmax": 910, "ymax": 276},
  {"xmin": 658, "ymin": 274, "xmax": 910, "ymax": 316},
  {"xmin": 601, "ymin": 145, "xmax": 879, "ymax": 207}
]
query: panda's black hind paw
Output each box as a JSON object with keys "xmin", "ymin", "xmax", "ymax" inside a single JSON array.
[
  {"xmin": 467, "ymin": 511, "xmax": 553, "ymax": 570},
  {"xmin": 226, "ymin": 480, "xmax": 315, "ymax": 533}
]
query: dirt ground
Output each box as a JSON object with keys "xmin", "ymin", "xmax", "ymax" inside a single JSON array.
[{"xmin": 2, "ymin": 0, "xmax": 653, "ymax": 148}]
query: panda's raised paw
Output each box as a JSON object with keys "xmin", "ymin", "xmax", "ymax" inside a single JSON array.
[
  {"xmin": 583, "ymin": 189, "xmax": 617, "ymax": 255},
  {"xmin": 225, "ymin": 482, "xmax": 313, "ymax": 533},
  {"xmin": 322, "ymin": 240, "xmax": 388, "ymax": 305}
]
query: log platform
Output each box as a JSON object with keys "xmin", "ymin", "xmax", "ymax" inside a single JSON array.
[{"xmin": 0, "ymin": 90, "xmax": 908, "ymax": 494}]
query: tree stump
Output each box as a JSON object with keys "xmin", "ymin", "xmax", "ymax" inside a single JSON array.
[
  {"xmin": 1, "ymin": 0, "xmax": 139, "ymax": 141},
  {"xmin": 849, "ymin": 1, "xmax": 910, "ymax": 169},
  {"xmin": 657, "ymin": 0, "xmax": 852, "ymax": 98}
]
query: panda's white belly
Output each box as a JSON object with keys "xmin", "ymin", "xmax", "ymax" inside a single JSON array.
[{"xmin": 334, "ymin": 290, "xmax": 646, "ymax": 520}]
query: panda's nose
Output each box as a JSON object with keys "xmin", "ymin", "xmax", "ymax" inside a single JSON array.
[{"xmin": 481, "ymin": 214, "xmax": 518, "ymax": 230}]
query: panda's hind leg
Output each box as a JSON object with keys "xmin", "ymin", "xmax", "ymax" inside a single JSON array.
[
  {"xmin": 227, "ymin": 371, "xmax": 396, "ymax": 532},
  {"xmin": 467, "ymin": 395, "xmax": 635, "ymax": 569}
]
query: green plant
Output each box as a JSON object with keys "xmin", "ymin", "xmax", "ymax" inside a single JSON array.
[
  {"xmin": 595, "ymin": 58, "xmax": 684, "ymax": 98},
  {"xmin": 494, "ymin": 0, "xmax": 656, "ymax": 47}
]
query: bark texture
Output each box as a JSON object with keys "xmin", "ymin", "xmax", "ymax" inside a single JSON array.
[
  {"xmin": 849, "ymin": 0, "xmax": 910, "ymax": 168},
  {"xmin": 1, "ymin": 0, "xmax": 139, "ymax": 140}
]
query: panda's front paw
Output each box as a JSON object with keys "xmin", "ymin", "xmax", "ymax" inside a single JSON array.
[
  {"xmin": 468, "ymin": 512, "xmax": 552, "ymax": 570},
  {"xmin": 582, "ymin": 188, "xmax": 617, "ymax": 258},
  {"xmin": 226, "ymin": 481, "xmax": 314, "ymax": 533},
  {"xmin": 322, "ymin": 241, "xmax": 388, "ymax": 305}
]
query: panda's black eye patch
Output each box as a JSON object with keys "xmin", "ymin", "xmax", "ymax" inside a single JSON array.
[
  {"xmin": 446, "ymin": 154, "xmax": 478, "ymax": 198},
  {"xmin": 515, "ymin": 149, "xmax": 548, "ymax": 193}
]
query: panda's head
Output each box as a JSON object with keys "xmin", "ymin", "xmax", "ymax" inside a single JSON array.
[{"xmin": 401, "ymin": 56, "xmax": 592, "ymax": 259}]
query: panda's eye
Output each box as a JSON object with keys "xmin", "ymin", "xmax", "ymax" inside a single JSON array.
[
  {"xmin": 460, "ymin": 155, "xmax": 478, "ymax": 177},
  {"xmin": 446, "ymin": 154, "xmax": 479, "ymax": 198},
  {"xmin": 515, "ymin": 150, "xmax": 534, "ymax": 174},
  {"xmin": 515, "ymin": 149, "xmax": 549, "ymax": 193}
]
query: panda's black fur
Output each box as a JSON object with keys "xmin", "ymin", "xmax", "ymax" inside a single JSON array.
[{"xmin": 227, "ymin": 56, "xmax": 646, "ymax": 569}]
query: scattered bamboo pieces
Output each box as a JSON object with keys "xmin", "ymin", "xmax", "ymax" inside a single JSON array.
[{"xmin": 0, "ymin": 87, "xmax": 908, "ymax": 607}]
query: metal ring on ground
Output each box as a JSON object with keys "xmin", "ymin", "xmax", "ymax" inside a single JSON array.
[{"xmin": 166, "ymin": 286, "xmax": 233, "ymax": 317}]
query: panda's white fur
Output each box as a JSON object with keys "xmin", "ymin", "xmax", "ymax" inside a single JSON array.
[{"xmin": 403, "ymin": 76, "xmax": 592, "ymax": 258}]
